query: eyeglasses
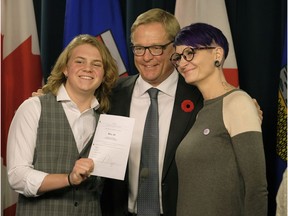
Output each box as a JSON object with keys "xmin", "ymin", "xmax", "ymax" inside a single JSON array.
[
  {"xmin": 131, "ymin": 41, "xmax": 173, "ymax": 56},
  {"xmin": 170, "ymin": 46, "xmax": 216, "ymax": 67}
]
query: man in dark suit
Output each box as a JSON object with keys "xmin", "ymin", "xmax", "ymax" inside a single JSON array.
[{"xmin": 101, "ymin": 8, "xmax": 203, "ymax": 216}]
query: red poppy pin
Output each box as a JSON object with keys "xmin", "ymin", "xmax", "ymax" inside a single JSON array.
[{"xmin": 181, "ymin": 100, "xmax": 194, "ymax": 112}]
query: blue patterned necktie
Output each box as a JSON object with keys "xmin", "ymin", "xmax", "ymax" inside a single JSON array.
[{"xmin": 137, "ymin": 88, "xmax": 160, "ymax": 216}]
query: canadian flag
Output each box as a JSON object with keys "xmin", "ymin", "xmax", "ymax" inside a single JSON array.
[
  {"xmin": 1, "ymin": 0, "xmax": 42, "ymax": 215},
  {"xmin": 175, "ymin": 0, "xmax": 239, "ymax": 87}
]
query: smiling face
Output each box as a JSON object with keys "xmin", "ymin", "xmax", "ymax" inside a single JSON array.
[
  {"xmin": 132, "ymin": 22, "xmax": 175, "ymax": 87},
  {"xmin": 64, "ymin": 43, "xmax": 104, "ymax": 97},
  {"xmin": 175, "ymin": 45, "xmax": 217, "ymax": 86}
]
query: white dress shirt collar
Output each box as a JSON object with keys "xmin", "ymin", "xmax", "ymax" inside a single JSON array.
[
  {"xmin": 136, "ymin": 69, "xmax": 179, "ymax": 96},
  {"xmin": 56, "ymin": 84, "xmax": 100, "ymax": 111}
]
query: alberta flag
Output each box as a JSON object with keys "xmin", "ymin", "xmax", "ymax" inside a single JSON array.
[
  {"xmin": 64, "ymin": 0, "xmax": 129, "ymax": 76},
  {"xmin": 276, "ymin": 28, "xmax": 287, "ymax": 187},
  {"xmin": 175, "ymin": 0, "xmax": 239, "ymax": 87}
]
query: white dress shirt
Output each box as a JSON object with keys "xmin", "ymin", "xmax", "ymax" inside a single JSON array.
[
  {"xmin": 7, "ymin": 84, "xmax": 99, "ymax": 197},
  {"xmin": 128, "ymin": 70, "xmax": 179, "ymax": 213}
]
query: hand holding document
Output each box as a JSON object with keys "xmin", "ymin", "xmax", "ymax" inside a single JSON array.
[{"xmin": 88, "ymin": 114, "xmax": 135, "ymax": 180}]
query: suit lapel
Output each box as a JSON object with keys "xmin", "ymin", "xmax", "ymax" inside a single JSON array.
[
  {"xmin": 162, "ymin": 76, "xmax": 203, "ymax": 180},
  {"xmin": 108, "ymin": 75, "xmax": 138, "ymax": 117},
  {"xmin": 109, "ymin": 75, "xmax": 203, "ymax": 181}
]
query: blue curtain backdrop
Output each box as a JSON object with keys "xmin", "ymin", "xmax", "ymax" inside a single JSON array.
[{"xmin": 32, "ymin": 0, "xmax": 287, "ymax": 215}]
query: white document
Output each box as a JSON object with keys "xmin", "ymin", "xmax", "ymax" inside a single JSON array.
[{"xmin": 88, "ymin": 114, "xmax": 135, "ymax": 180}]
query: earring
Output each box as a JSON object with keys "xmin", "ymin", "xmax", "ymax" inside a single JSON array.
[{"xmin": 214, "ymin": 60, "xmax": 221, "ymax": 67}]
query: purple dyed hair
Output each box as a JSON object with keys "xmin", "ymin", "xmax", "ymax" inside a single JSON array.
[{"xmin": 174, "ymin": 22, "xmax": 229, "ymax": 59}]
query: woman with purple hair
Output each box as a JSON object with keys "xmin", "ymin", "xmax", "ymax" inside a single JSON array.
[{"xmin": 170, "ymin": 23, "xmax": 268, "ymax": 216}]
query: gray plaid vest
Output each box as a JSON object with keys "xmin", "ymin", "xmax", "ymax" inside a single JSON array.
[{"xmin": 16, "ymin": 93, "xmax": 102, "ymax": 216}]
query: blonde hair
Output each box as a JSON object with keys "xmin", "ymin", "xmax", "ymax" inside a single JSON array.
[
  {"xmin": 42, "ymin": 34, "xmax": 118, "ymax": 113},
  {"xmin": 130, "ymin": 8, "xmax": 180, "ymax": 43}
]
